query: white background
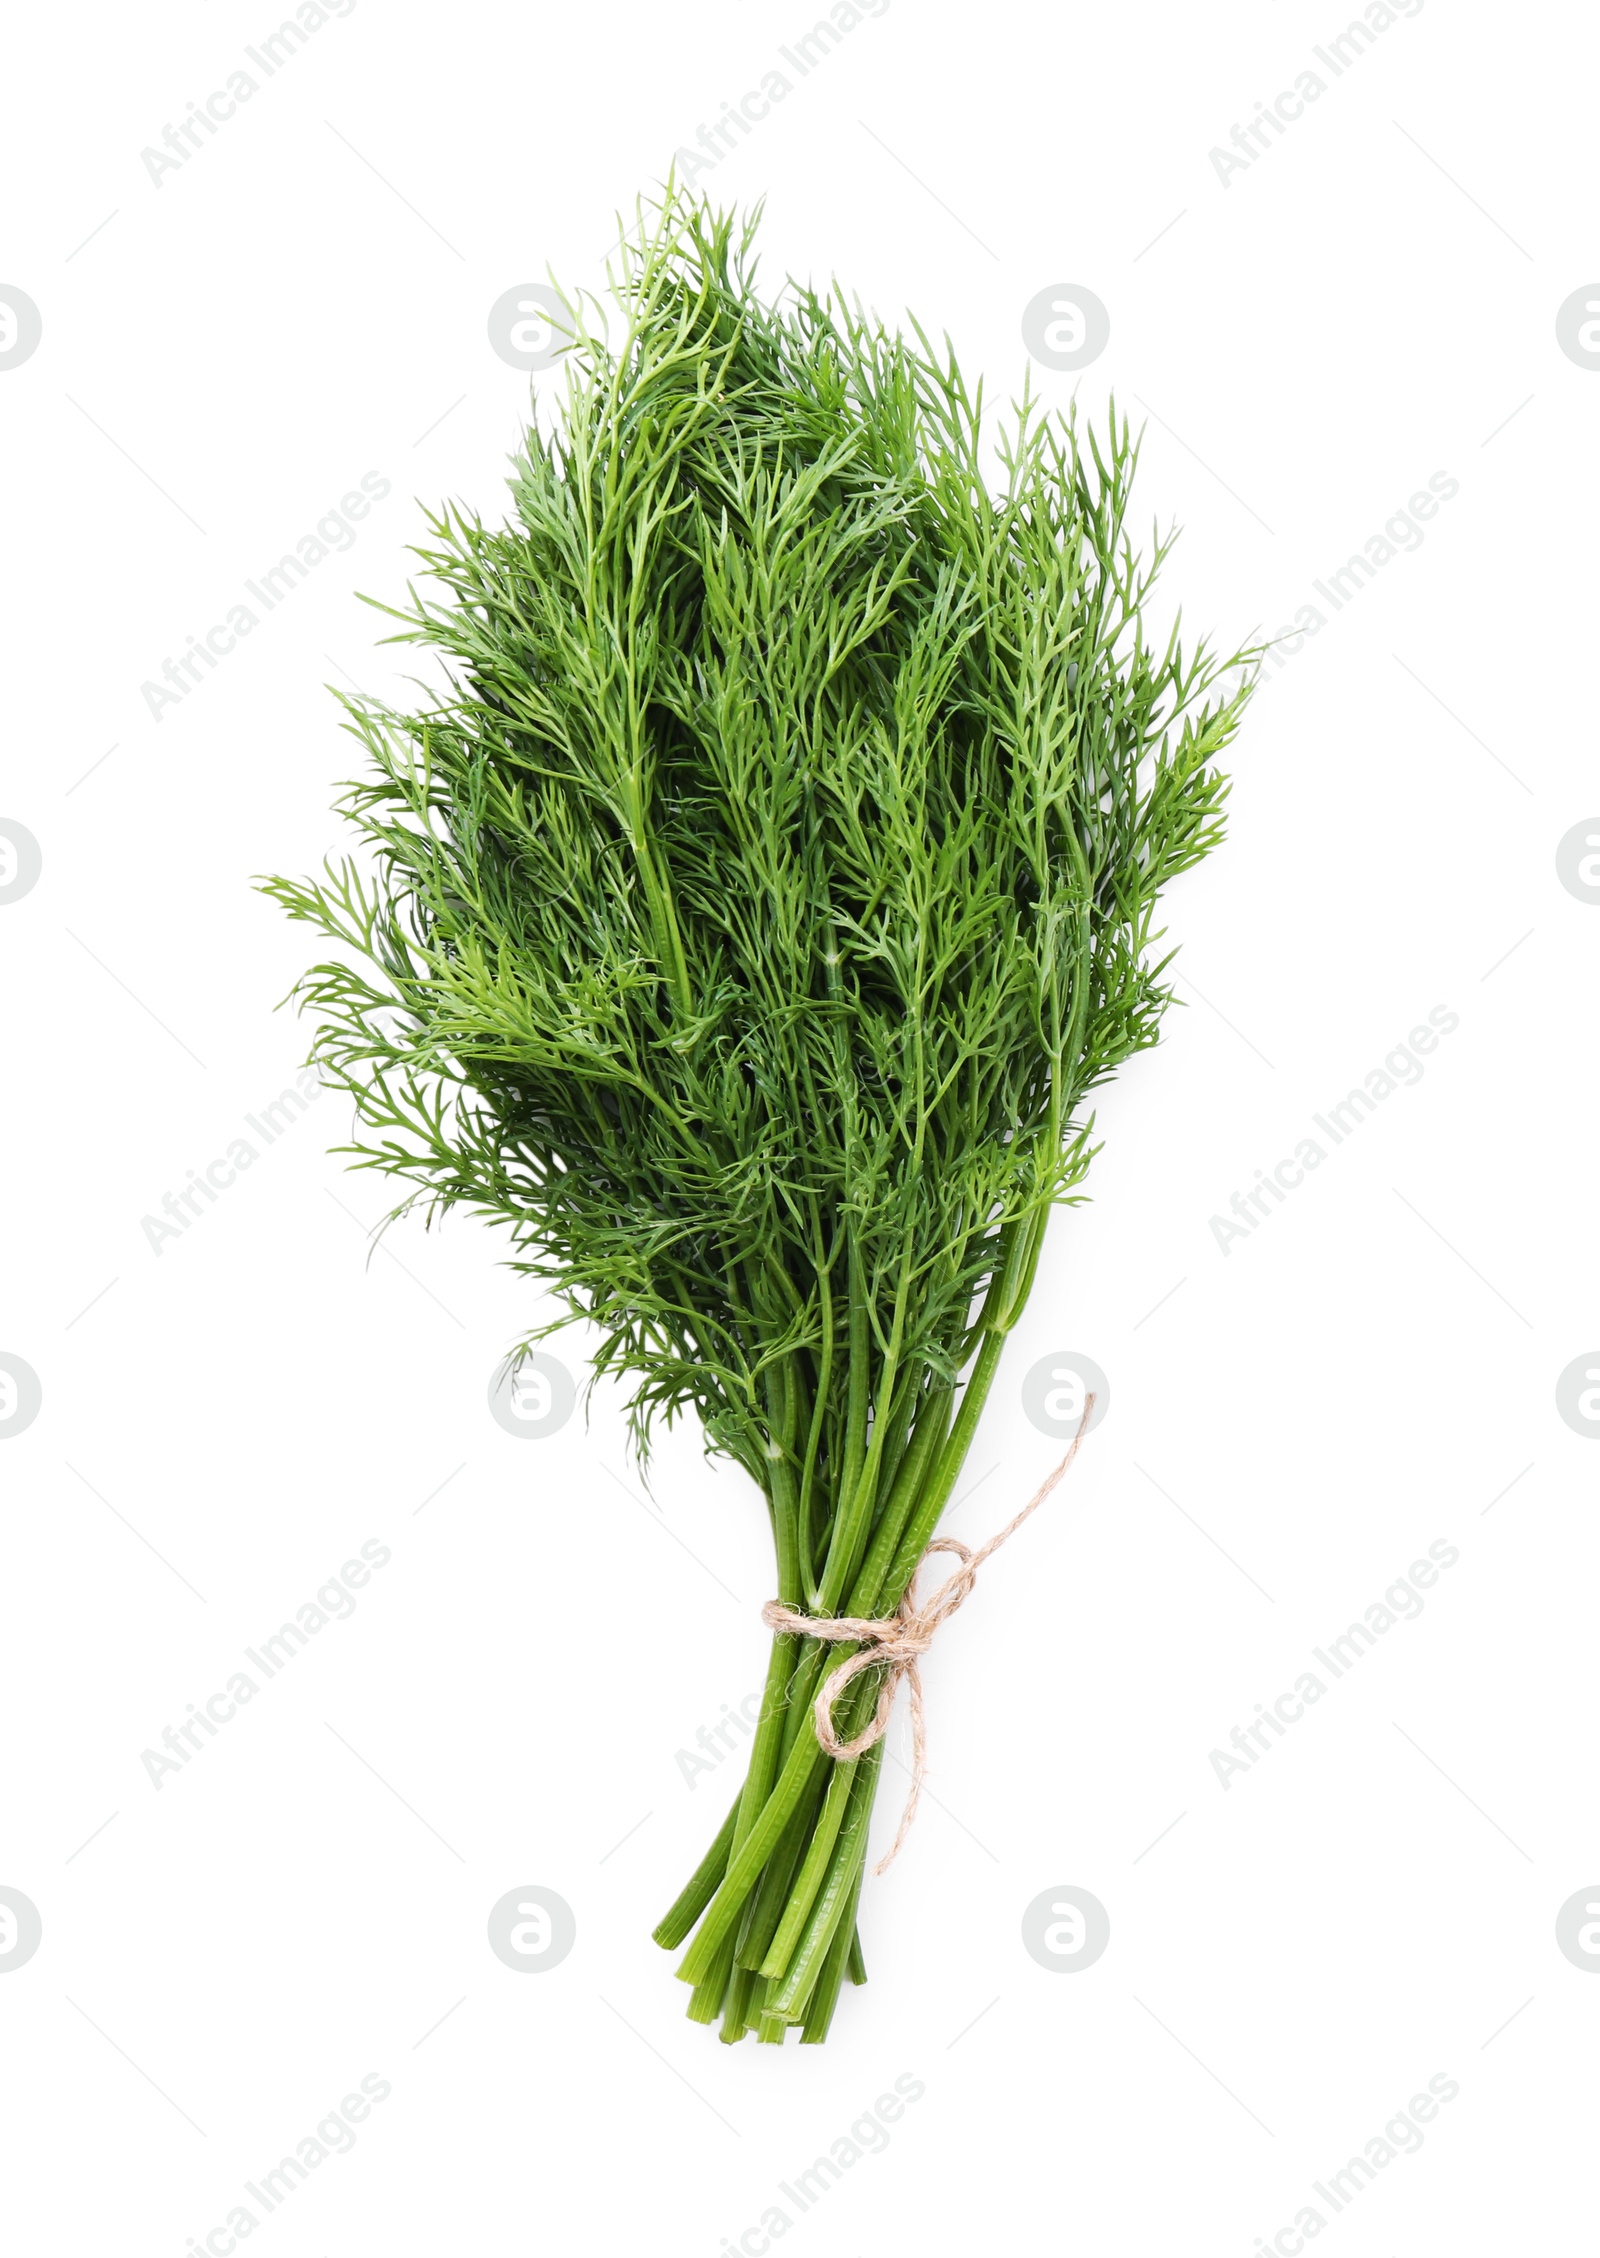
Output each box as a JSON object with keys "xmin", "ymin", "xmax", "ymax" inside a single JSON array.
[{"xmin": 2, "ymin": 0, "xmax": 1597, "ymax": 2250}]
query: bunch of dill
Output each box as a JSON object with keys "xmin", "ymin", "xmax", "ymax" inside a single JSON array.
[{"xmin": 264, "ymin": 187, "xmax": 1254, "ymax": 2043}]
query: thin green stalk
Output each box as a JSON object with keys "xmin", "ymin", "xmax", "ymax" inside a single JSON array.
[
  {"xmin": 759, "ymin": 1750, "xmax": 860, "ymax": 1980},
  {"xmin": 801, "ymin": 1861, "xmax": 867, "ymax": 2042},
  {"xmin": 686, "ymin": 1926, "xmax": 739, "ymax": 2024},
  {"xmin": 676, "ymin": 1715, "xmax": 830, "ymax": 1985},
  {"xmin": 736, "ymin": 1764, "xmax": 830, "ymax": 1971},
  {"xmin": 652, "ymin": 1789, "xmax": 741, "ymax": 1950},
  {"xmin": 766, "ymin": 1746, "xmax": 880, "ymax": 2021},
  {"xmin": 843, "ymin": 1380, "xmax": 952, "ymax": 1617},
  {"xmin": 881, "ymin": 1323, "xmax": 1010, "ymax": 1609},
  {"xmin": 730, "ymin": 1630, "xmax": 797, "ymax": 1846},
  {"xmin": 776, "ymin": 1640, "xmax": 831, "ymax": 1766},
  {"xmin": 837, "ymin": 1227, "xmax": 870, "ymax": 1524},
  {"xmin": 720, "ymin": 1961, "xmax": 760, "ymax": 2045}
]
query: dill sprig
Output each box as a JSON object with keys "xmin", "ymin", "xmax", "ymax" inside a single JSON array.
[{"xmin": 262, "ymin": 186, "xmax": 1255, "ymax": 2043}]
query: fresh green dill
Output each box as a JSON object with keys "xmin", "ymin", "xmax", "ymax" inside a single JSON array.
[{"xmin": 262, "ymin": 186, "xmax": 1256, "ymax": 2043}]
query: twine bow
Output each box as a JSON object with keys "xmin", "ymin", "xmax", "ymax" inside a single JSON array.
[{"xmin": 761, "ymin": 1393, "xmax": 1094, "ymax": 1875}]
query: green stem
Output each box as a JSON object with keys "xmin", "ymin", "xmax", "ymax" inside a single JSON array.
[
  {"xmin": 651, "ymin": 1789, "xmax": 741, "ymax": 1949},
  {"xmin": 766, "ymin": 1745, "xmax": 880, "ymax": 2021},
  {"xmin": 719, "ymin": 1960, "xmax": 760, "ymax": 2045},
  {"xmin": 733, "ymin": 1629, "xmax": 796, "ymax": 1844},
  {"xmin": 844, "ymin": 1381, "xmax": 952, "ymax": 1618},
  {"xmin": 801, "ymin": 1861, "xmax": 867, "ymax": 2042},
  {"xmin": 675, "ymin": 1708, "xmax": 832, "ymax": 1985},
  {"xmin": 660, "ymin": 1216, "xmax": 1040, "ymax": 2030},
  {"xmin": 685, "ymin": 1924, "xmax": 738, "ymax": 2024},
  {"xmin": 759, "ymin": 1748, "xmax": 860, "ymax": 1980},
  {"xmin": 737, "ymin": 1766, "xmax": 829, "ymax": 1971},
  {"xmin": 881, "ymin": 1326, "xmax": 1006, "ymax": 1608}
]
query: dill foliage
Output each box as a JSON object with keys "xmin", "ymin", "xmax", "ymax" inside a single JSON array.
[{"xmin": 264, "ymin": 188, "xmax": 1255, "ymax": 2042}]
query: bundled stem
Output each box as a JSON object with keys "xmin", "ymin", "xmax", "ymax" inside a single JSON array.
[{"xmin": 262, "ymin": 183, "xmax": 1255, "ymax": 2043}]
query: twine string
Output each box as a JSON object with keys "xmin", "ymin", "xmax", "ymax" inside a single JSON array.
[{"xmin": 761, "ymin": 1392, "xmax": 1095, "ymax": 1875}]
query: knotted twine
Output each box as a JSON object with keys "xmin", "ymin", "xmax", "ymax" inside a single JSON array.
[{"xmin": 761, "ymin": 1393, "xmax": 1095, "ymax": 1875}]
